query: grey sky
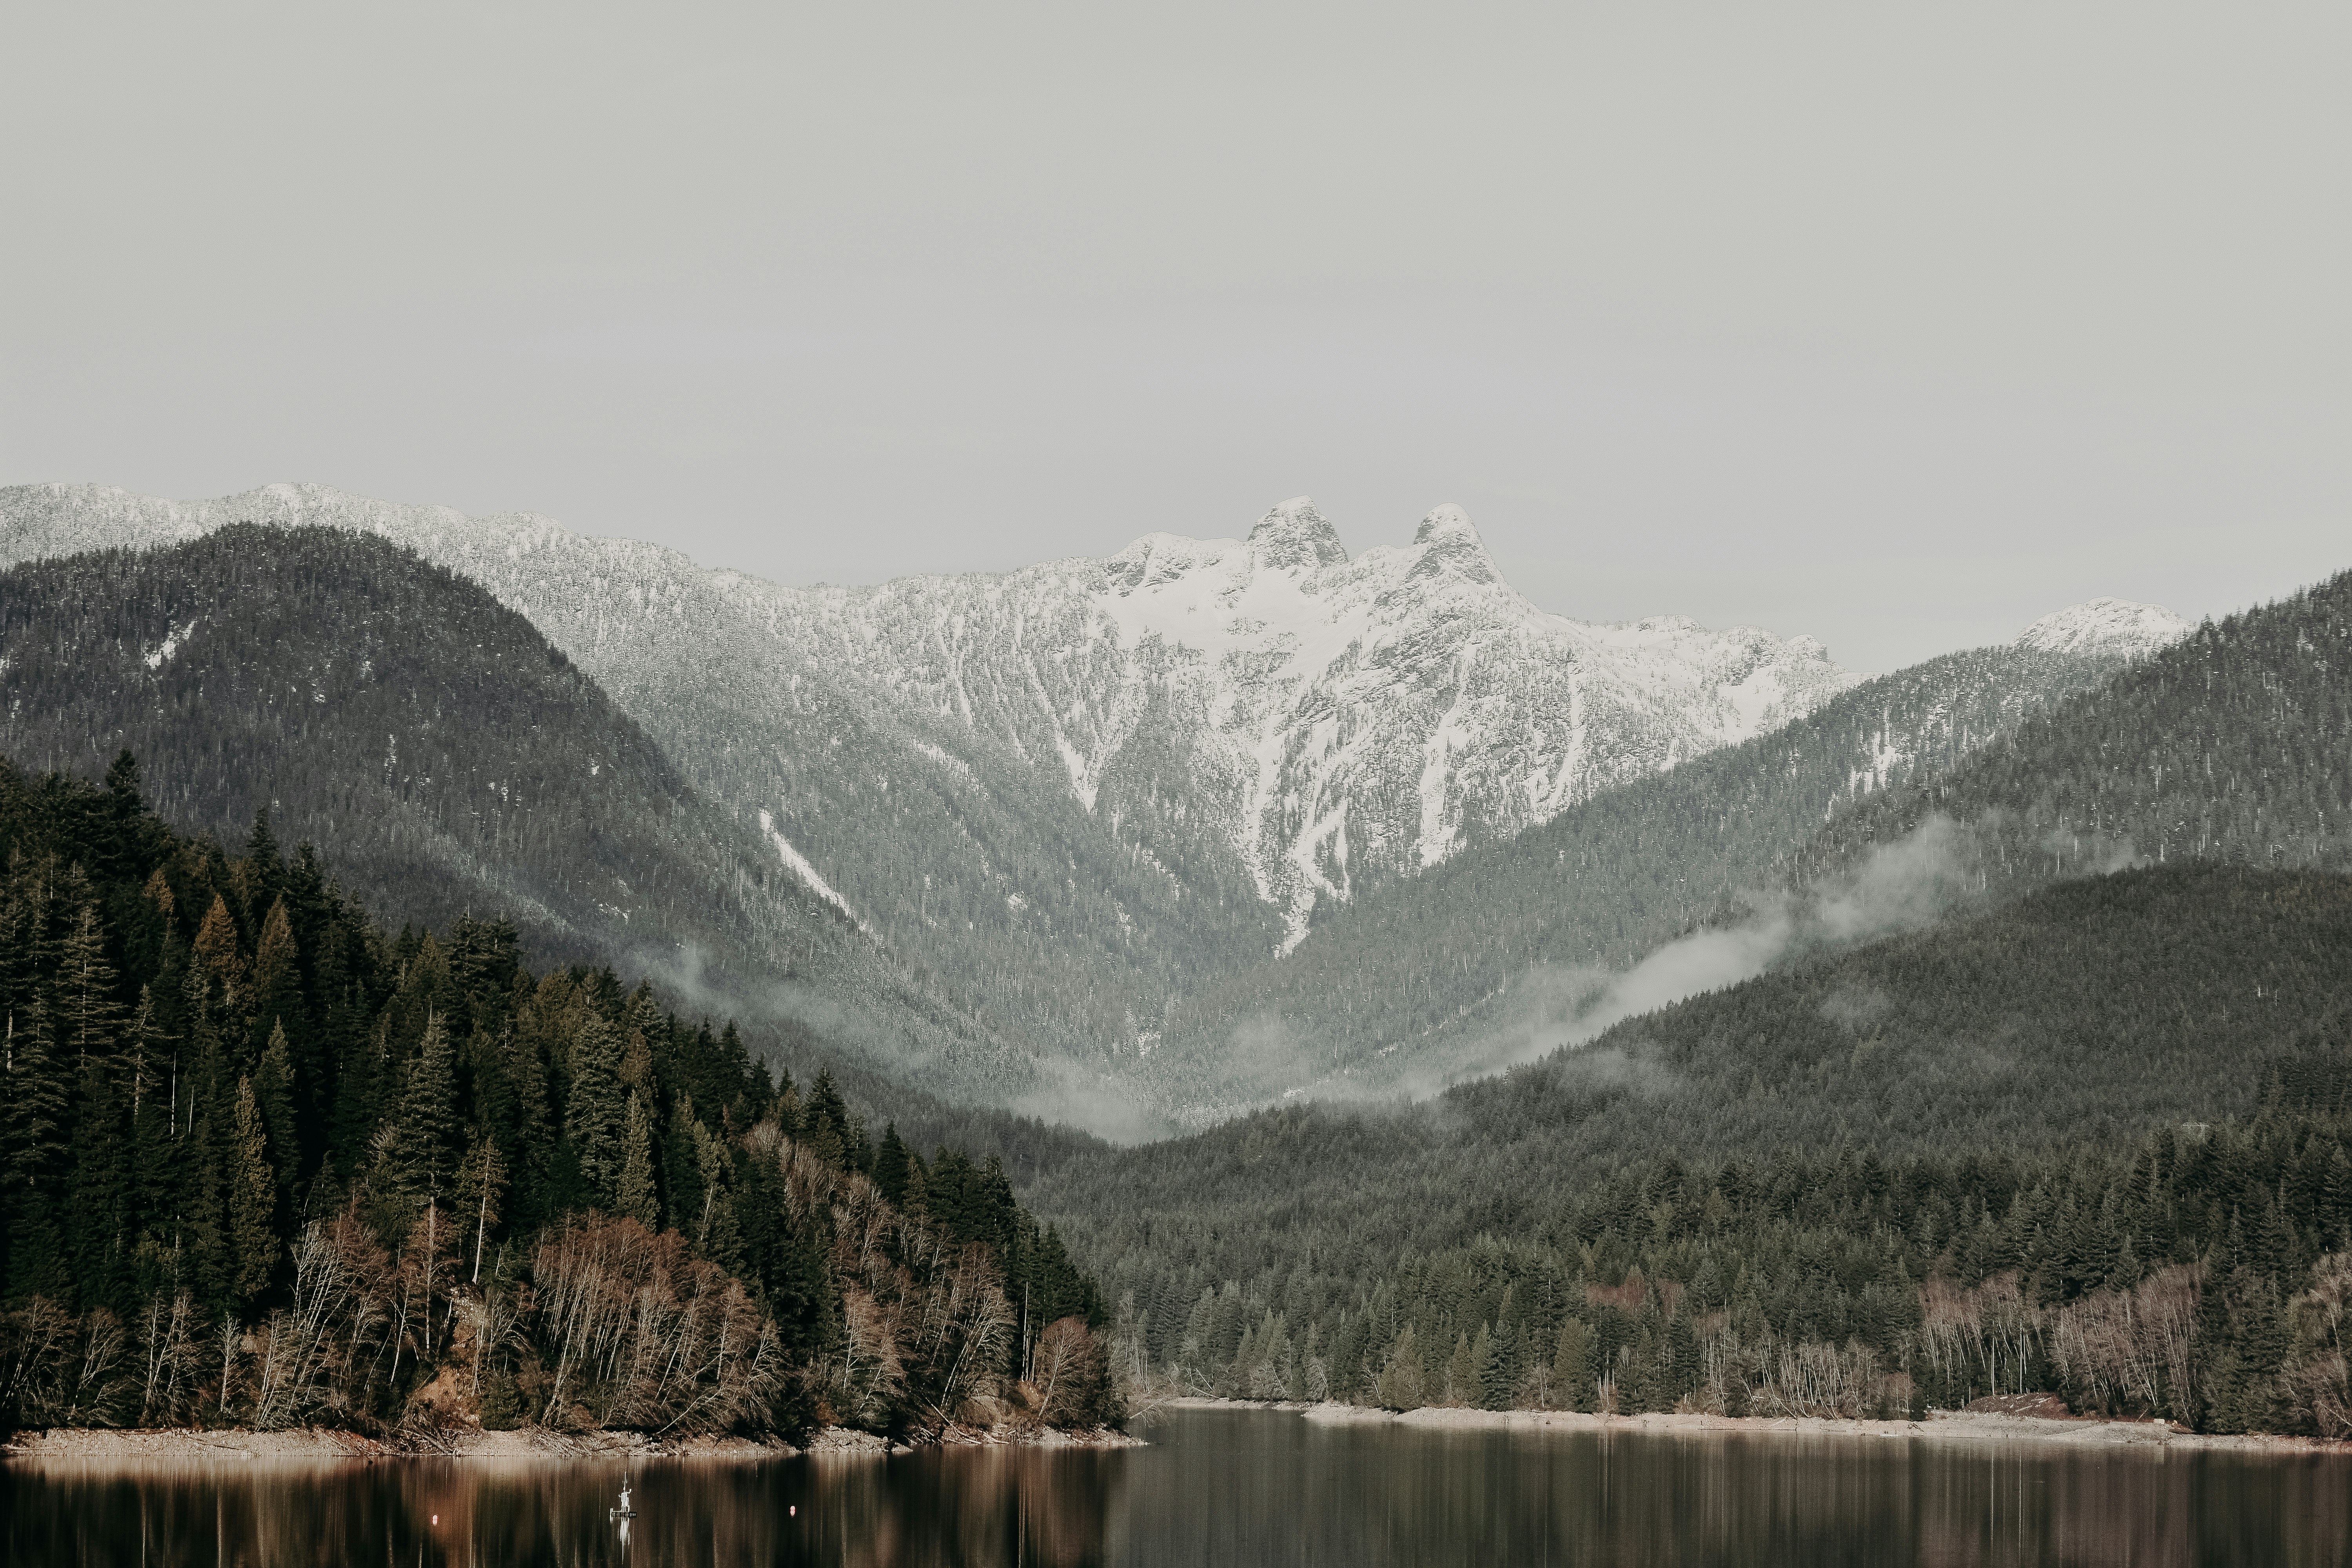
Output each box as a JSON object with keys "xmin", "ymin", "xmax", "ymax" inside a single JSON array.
[{"xmin": 5, "ymin": 1, "xmax": 2344, "ymax": 673}]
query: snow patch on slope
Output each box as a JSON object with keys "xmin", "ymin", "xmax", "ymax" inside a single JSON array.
[{"xmin": 758, "ymin": 809, "xmax": 874, "ymax": 937}]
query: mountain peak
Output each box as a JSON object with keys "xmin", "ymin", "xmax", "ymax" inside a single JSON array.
[
  {"xmin": 2015, "ymin": 597, "xmax": 2192, "ymax": 659},
  {"xmin": 1247, "ymin": 497, "xmax": 1348, "ymax": 571},
  {"xmin": 1408, "ymin": 503, "xmax": 1499, "ymax": 585}
]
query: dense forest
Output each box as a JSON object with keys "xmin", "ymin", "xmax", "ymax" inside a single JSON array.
[
  {"xmin": 1793, "ymin": 567, "xmax": 2352, "ymax": 900},
  {"xmin": 0, "ymin": 751, "xmax": 1117, "ymax": 1441},
  {"xmin": 1144, "ymin": 641, "xmax": 2133, "ymax": 1108},
  {"xmin": 1031, "ymin": 863, "xmax": 2352, "ymax": 1434},
  {"xmin": 1106, "ymin": 1114, "xmax": 2352, "ymax": 1436}
]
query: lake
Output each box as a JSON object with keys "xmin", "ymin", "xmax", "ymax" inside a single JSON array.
[{"xmin": 6, "ymin": 1408, "xmax": 2349, "ymax": 1566}]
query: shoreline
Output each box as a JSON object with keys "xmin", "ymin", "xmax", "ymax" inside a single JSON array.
[
  {"xmin": 1160, "ymin": 1397, "xmax": 2349, "ymax": 1454},
  {"xmin": 2, "ymin": 1421, "xmax": 1140, "ymax": 1466}
]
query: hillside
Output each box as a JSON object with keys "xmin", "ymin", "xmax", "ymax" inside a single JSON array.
[
  {"xmin": 0, "ymin": 482, "xmax": 2180, "ymax": 1124},
  {"xmin": 1138, "ymin": 635, "xmax": 2160, "ymax": 1114},
  {"xmin": 0, "ymin": 757, "xmax": 1116, "ymax": 1440},
  {"xmin": 0, "ymin": 526, "xmax": 1061, "ymax": 1111},
  {"xmin": 1025, "ymin": 864, "xmax": 2352, "ymax": 1425},
  {"xmin": 0, "ymin": 484, "xmax": 1290, "ymax": 1117},
  {"xmin": 1789, "ymin": 567, "xmax": 2352, "ymax": 895}
]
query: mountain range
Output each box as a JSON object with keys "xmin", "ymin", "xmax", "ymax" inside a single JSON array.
[{"xmin": 0, "ymin": 481, "xmax": 2191, "ymax": 1128}]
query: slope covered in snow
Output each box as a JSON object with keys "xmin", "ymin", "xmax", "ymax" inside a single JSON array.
[
  {"xmin": 2015, "ymin": 597, "xmax": 2194, "ymax": 659},
  {"xmin": 739, "ymin": 497, "xmax": 1862, "ymax": 948}
]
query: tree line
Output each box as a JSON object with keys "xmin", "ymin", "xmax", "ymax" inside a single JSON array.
[
  {"xmin": 0, "ymin": 750, "xmax": 1118, "ymax": 1440},
  {"xmin": 1109, "ymin": 1114, "xmax": 2352, "ymax": 1436}
]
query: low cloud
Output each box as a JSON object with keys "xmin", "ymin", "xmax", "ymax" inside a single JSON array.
[{"xmin": 1390, "ymin": 815, "xmax": 1978, "ymax": 1094}]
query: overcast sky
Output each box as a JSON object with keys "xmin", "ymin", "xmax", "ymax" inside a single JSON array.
[{"xmin": 5, "ymin": 2, "xmax": 2344, "ymax": 672}]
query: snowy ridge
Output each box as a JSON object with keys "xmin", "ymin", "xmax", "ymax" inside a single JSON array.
[
  {"xmin": 2016, "ymin": 597, "xmax": 2191, "ymax": 659},
  {"xmin": 0, "ymin": 484, "xmax": 1867, "ymax": 950},
  {"xmin": 731, "ymin": 497, "xmax": 1862, "ymax": 946}
]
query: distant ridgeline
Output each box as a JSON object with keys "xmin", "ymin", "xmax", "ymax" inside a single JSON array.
[
  {"xmin": 1791, "ymin": 565, "xmax": 2352, "ymax": 896},
  {"xmin": 0, "ymin": 752, "xmax": 1115, "ymax": 1439},
  {"xmin": 1031, "ymin": 863, "xmax": 2352, "ymax": 1437}
]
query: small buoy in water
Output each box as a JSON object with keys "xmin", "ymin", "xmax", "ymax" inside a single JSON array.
[
  {"xmin": 431, "ymin": 1515, "xmax": 438, "ymax": 1526},
  {"xmin": 790, "ymin": 1506, "xmax": 797, "ymax": 1517}
]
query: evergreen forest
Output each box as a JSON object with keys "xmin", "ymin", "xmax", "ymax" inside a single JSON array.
[
  {"xmin": 0, "ymin": 751, "xmax": 1118, "ymax": 1441},
  {"xmin": 1029, "ymin": 864, "xmax": 2352, "ymax": 1436}
]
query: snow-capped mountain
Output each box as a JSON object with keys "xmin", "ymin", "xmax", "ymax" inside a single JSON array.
[
  {"xmin": 0, "ymin": 484, "xmax": 1866, "ymax": 947},
  {"xmin": 0, "ymin": 480, "xmax": 2195, "ymax": 1123},
  {"xmin": 2016, "ymin": 597, "xmax": 2194, "ymax": 659},
  {"xmin": 743, "ymin": 497, "xmax": 1862, "ymax": 946}
]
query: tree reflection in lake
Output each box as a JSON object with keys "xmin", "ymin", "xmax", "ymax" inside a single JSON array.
[{"xmin": 5, "ymin": 1409, "xmax": 2348, "ymax": 1566}]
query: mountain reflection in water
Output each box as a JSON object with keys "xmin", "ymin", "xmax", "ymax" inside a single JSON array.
[{"xmin": 5, "ymin": 1408, "xmax": 2348, "ymax": 1567}]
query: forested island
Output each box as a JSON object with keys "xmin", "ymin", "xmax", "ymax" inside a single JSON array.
[{"xmin": 0, "ymin": 752, "xmax": 1120, "ymax": 1445}]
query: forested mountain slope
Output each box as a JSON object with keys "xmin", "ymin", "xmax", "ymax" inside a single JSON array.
[
  {"xmin": 0, "ymin": 757, "xmax": 1118, "ymax": 1439},
  {"xmin": 1026, "ymin": 864, "xmax": 2352, "ymax": 1432},
  {"xmin": 1140, "ymin": 634, "xmax": 2160, "ymax": 1114},
  {"xmin": 0, "ymin": 482, "xmax": 2185, "ymax": 1125},
  {"xmin": 1034, "ymin": 863, "xmax": 2352, "ymax": 1298},
  {"xmin": 1788, "ymin": 567, "xmax": 2352, "ymax": 896},
  {"xmin": 0, "ymin": 527, "xmax": 1061, "ymax": 1110},
  {"xmin": 0, "ymin": 483, "xmax": 1286, "ymax": 1119}
]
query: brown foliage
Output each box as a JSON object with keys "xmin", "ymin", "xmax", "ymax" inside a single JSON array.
[{"xmin": 530, "ymin": 1214, "xmax": 780, "ymax": 1434}]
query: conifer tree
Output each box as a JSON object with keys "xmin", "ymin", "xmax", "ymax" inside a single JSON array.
[
  {"xmin": 618, "ymin": 1092, "xmax": 660, "ymax": 1230},
  {"xmin": 53, "ymin": 902, "xmax": 124, "ymax": 1065},
  {"xmin": 1376, "ymin": 1324, "xmax": 1423, "ymax": 1409},
  {"xmin": 384, "ymin": 1013, "xmax": 457, "ymax": 1203},
  {"xmin": 565, "ymin": 1015, "xmax": 628, "ymax": 1207},
  {"xmin": 452, "ymin": 1131, "xmax": 507, "ymax": 1283},
  {"xmin": 67, "ymin": 1051, "xmax": 133, "ymax": 1314},
  {"xmin": 1552, "ymin": 1316, "xmax": 1592, "ymax": 1411},
  {"xmin": 247, "ymin": 897, "xmax": 303, "ymax": 1072},
  {"xmin": 255, "ymin": 1021, "xmax": 299, "ymax": 1202},
  {"xmin": 1, "ymin": 993, "xmax": 70, "ymax": 1297},
  {"xmin": 192, "ymin": 893, "xmax": 247, "ymax": 1009},
  {"xmin": 228, "ymin": 1076, "xmax": 278, "ymax": 1303},
  {"xmin": 875, "ymin": 1123, "xmax": 913, "ymax": 1207}
]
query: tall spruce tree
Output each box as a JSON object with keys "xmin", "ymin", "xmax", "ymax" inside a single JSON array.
[
  {"xmin": 565, "ymin": 1016, "xmax": 628, "ymax": 1208},
  {"xmin": 618, "ymin": 1092, "xmax": 660, "ymax": 1230},
  {"xmin": 228, "ymin": 1077, "xmax": 278, "ymax": 1304}
]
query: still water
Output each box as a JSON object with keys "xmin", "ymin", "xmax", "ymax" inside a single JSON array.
[{"xmin": 7, "ymin": 1408, "xmax": 2350, "ymax": 1566}]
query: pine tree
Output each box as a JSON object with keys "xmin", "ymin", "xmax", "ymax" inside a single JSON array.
[
  {"xmin": 565, "ymin": 1016, "xmax": 628, "ymax": 1207},
  {"xmin": 618, "ymin": 1091, "xmax": 659, "ymax": 1230},
  {"xmin": 1376, "ymin": 1325, "xmax": 1424, "ymax": 1410},
  {"xmin": 1470, "ymin": 1322, "xmax": 1502, "ymax": 1410},
  {"xmin": 1445, "ymin": 1331, "xmax": 1477, "ymax": 1406},
  {"xmin": 1, "ymin": 993, "xmax": 71, "ymax": 1298},
  {"xmin": 383, "ymin": 1013, "xmax": 457, "ymax": 1203},
  {"xmin": 247, "ymin": 897, "xmax": 303, "ymax": 1076},
  {"xmin": 1552, "ymin": 1316, "xmax": 1592, "ymax": 1411},
  {"xmin": 192, "ymin": 893, "xmax": 247, "ymax": 1008},
  {"xmin": 228, "ymin": 1076, "xmax": 278, "ymax": 1304},
  {"xmin": 53, "ymin": 902, "xmax": 124, "ymax": 1066},
  {"xmin": 875, "ymin": 1122, "xmax": 913, "ymax": 1207},
  {"xmin": 255, "ymin": 1020, "xmax": 299, "ymax": 1203},
  {"xmin": 67, "ymin": 1049, "xmax": 134, "ymax": 1314}
]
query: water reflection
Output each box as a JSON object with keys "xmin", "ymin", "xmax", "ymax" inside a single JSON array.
[{"xmin": 5, "ymin": 1409, "xmax": 2348, "ymax": 1567}]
